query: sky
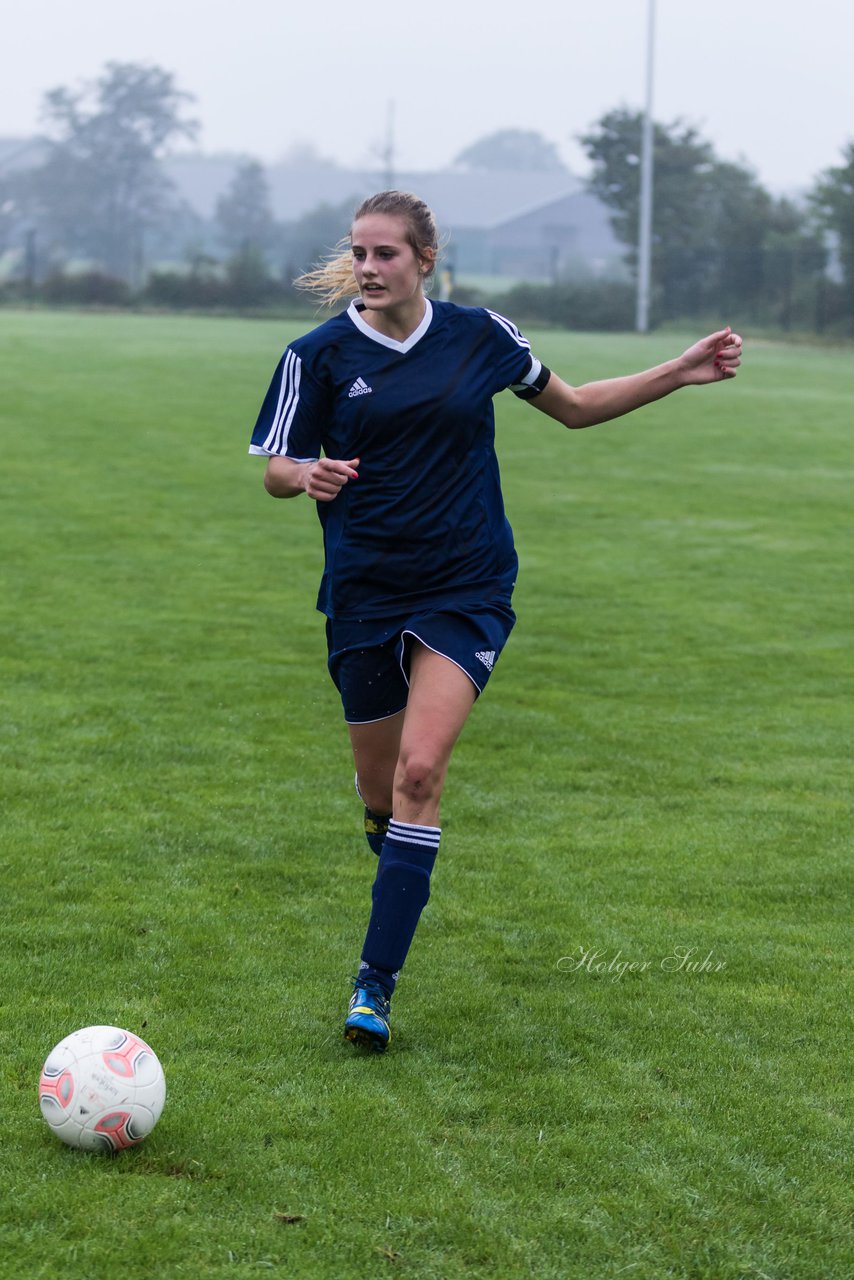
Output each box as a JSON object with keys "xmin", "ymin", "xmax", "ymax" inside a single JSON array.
[{"xmin": 2, "ymin": 0, "xmax": 851, "ymax": 194}]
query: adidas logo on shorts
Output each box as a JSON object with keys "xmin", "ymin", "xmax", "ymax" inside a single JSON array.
[
  {"xmin": 475, "ymin": 650, "xmax": 496, "ymax": 671},
  {"xmin": 348, "ymin": 377, "xmax": 372, "ymax": 398}
]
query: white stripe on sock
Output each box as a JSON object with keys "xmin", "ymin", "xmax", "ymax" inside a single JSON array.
[{"xmin": 388, "ymin": 820, "xmax": 441, "ymax": 849}]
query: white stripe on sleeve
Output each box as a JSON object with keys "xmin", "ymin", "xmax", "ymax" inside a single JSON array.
[
  {"xmin": 262, "ymin": 349, "xmax": 303, "ymax": 454},
  {"xmin": 486, "ymin": 309, "xmax": 531, "ymax": 350}
]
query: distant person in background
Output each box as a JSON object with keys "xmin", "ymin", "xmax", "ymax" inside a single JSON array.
[{"xmin": 248, "ymin": 190, "xmax": 743, "ymax": 1052}]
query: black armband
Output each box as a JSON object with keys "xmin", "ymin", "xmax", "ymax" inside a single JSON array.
[{"xmin": 510, "ymin": 361, "xmax": 552, "ymax": 400}]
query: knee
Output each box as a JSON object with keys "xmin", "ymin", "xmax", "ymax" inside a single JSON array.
[{"xmin": 394, "ymin": 752, "xmax": 443, "ymax": 806}]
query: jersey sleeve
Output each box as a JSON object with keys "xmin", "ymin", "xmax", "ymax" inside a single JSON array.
[
  {"xmin": 248, "ymin": 346, "xmax": 329, "ymax": 458},
  {"xmin": 486, "ymin": 309, "xmax": 551, "ymax": 399}
]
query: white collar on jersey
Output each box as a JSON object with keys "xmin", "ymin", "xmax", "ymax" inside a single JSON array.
[{"xmin": 346, "ymin": 298, "xmax": 433, "ymax": 353}]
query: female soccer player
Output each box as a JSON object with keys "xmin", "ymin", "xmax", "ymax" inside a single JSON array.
[{"xmin": 248, "ymin": 190, "xmax": 742, "ymax": 1052}]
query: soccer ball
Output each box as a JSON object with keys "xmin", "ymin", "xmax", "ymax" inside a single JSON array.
[{"xmin": 39, "ymin": 1025, "xmax": 166, "ymax": 1152}]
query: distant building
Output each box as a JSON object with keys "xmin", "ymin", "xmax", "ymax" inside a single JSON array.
[
  {"xmin": 391, "ymin": 171, "xmax": 625, "ymax": 282},
  {"xmin": 163, "ymin": 154, "xmax": 626, "ymax": 283},
  {"xmin": 418, "ymin": 179, "xmax": 626, "ymax": 282}
]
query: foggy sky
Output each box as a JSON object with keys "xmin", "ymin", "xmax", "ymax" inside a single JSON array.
[{"xmin": 3, "ymin": 0, "xmax": 850, "ymax": 194}]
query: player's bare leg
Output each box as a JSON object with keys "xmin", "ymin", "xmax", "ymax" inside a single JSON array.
[
  {"xmin": 346, "ymin": 643, "xmax": 477, "ymax": 1049},
  {"xmin": 348, "ymin": 711, "xmax": 402, "ymax": 854},
  {"xmin": 348, "ymin": 710, "xmax": 403, "ymax": 818},
  {"xmin": 392, "ymin": 642, "xmax": 477, "ymax": 826}
]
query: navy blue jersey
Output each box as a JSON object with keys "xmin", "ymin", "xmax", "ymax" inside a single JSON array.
[{"xmin": 249, "ymin": 299, "xmax": 547, "ymax": 619}]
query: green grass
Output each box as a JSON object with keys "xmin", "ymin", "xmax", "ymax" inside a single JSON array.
[{"xmin": 1, "ymin": 310, "xmax": 851, "ymax": 1279}]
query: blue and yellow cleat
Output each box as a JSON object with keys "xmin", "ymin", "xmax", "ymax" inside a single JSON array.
[{"xmin": 344, "ymin": 979, "xmax": 392, "ymax": 1052}]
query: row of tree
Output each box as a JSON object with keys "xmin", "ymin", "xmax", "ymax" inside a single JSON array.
[
  {"xmin": 2, "ymin": 62, "xmax": 854, "ymax": 332},
  {"xmin": 581, "ymin": 109, "xmax": 847, "ymax": 330}
]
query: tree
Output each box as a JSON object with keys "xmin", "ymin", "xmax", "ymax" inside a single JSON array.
[
  {"xmin": 454, "ymin": 129, "xmax": 566, "ymax": 172},
  {"xmin": 760, "ymin": 197, "xmax": 828, "ymax": 331},
  {"xmin": 580, "ymin": 107, "xmax": 825, "ymax": 323},
  {"xmin": 811, "ymin": 141, "xmax": 854, "ymax": 327},
  {"xmin": 581, "ymin": 109, "xmax": 719, "ymax": 316},
  {"xmin": 279, "ymin": 197, "xmax": 362, "ymax": 282},
  {"xmin": 30, "ymin": 62, "xmax": 197, "ymax": 282},
  {"xmin": 215, "ymin": 160, "xmax": 276, "ymax": 257}
]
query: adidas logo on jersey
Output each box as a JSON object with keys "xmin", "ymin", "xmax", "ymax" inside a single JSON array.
[
  {"xmin": 475, "ymin": 650, "xmax": 496, "ymax": 671},
  {"xmin": 348, "ymin": 377, "xmax": 372, "ymax": 398}
]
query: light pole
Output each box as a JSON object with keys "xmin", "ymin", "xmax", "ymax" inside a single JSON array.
[
  {"xmin": 636, "ymin": 0, "xmax": 656, "ymax": 332},
  {"xmin": 382, "ymin": 100, "xmax": 396, "ymax": 190}
]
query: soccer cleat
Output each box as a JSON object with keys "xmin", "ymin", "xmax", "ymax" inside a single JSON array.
[{"xmin": 344, "ymin": 978, "xmax": 392, "ymax": 1052}]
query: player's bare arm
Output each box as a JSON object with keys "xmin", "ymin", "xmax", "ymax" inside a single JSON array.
[
  {"xmin": 532, "ymin": 327, "xmax": 743, "ymax": 430},
  {"xmin": 264, "ymin": 454, "xmax": 360, "ymax": 501}
]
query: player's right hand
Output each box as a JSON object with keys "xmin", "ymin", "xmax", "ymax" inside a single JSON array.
[{"xmin": 302, "ymin": 457, "xmax": 360, "ymax": 502}]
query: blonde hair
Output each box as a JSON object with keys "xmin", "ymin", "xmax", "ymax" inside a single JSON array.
[{"xmin": 295, "ymin": 190, "xmax": 440, "ymax": 306}]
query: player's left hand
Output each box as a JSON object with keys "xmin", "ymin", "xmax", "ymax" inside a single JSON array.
[{"xmin": 679, "ymin": 327, "xmax": 743, "ymax": 385}]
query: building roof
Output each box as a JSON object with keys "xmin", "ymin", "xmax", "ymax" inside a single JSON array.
[
  {"xmin": 384, "ymin": 170, "xmax": 583, "ymax": 231},
  {"xmin": 162, "ymin": 153, "xmax": 584, "ymax": 231},
  {"xmin": 0, "ymin": 136, "xmax": 49, "ymax": 174}
]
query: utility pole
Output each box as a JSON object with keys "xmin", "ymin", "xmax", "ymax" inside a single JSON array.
[
  {"xmin": 636, "ymin": 0, "xmax": 656, "ymax": 333},
  {"xmin": 24, "ymin": 226, "xmax": 37, "ymax": 297},
  {"xmin": 381, "ymin": 100, "xmax": 396, "ymax": 190}
]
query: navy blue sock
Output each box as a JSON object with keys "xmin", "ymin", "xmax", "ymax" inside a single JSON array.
[{"xmin": 358, "ymin": 819, "xmax": 440, "ymax": 996}]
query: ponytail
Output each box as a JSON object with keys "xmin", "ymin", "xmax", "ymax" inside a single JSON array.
[{"xmin": 294, "ymin": 239, "xmax": 359, "ymax": 307}]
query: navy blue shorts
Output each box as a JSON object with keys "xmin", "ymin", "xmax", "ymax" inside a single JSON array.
[{"xmin": 326, "ymin": 601, "xmax": 516, "ymax": 724}]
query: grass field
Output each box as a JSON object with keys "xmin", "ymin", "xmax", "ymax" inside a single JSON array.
[{"xmin": 1, "ymin": 309, "xmax": 851, "ymax": 1279}]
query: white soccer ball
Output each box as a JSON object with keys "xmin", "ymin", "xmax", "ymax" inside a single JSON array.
[{"xmin": 39, "ymin": 1025, "xmax": 166, "ymax": 1152}]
